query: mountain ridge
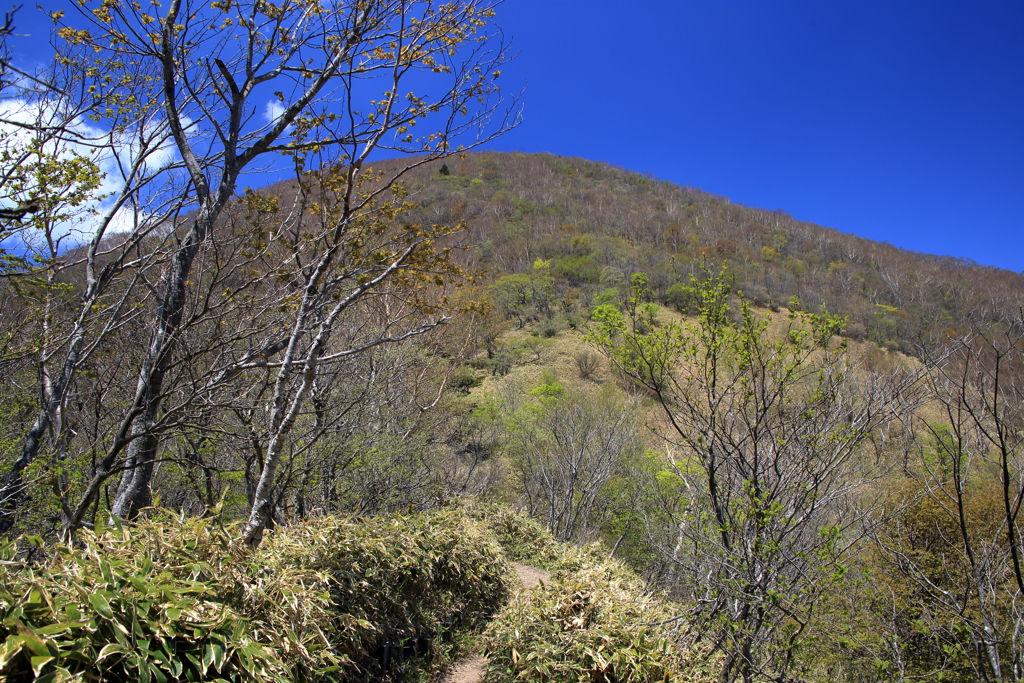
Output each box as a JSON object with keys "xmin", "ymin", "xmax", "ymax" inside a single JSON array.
[{"xmin": 326, "ymin": 151, "xmax": 1021, "ymax": 355}]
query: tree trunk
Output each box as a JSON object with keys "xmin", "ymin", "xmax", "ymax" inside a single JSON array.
[
  {"xmin": 0, "ymin": 330, "xmax": 84, "ymax": 533},
  {"xmin": 111, "ymin": 204, "xmax": 219, "ymax": 519}
]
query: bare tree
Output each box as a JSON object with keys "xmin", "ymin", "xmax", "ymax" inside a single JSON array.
[
  {"xmin": 0, "ymin": 57, "xmax": 182, "ymax": 534},
  {"xmin": 588, "ymin": 269, "xmax": 917, "ymax": 683},
  {"xmin": 505, "ymin": 381, "xmax": 644, "ymax": 543},
  {"xmin": 872, "ymin": 318, "xmax": 1024, "ymax": 682},
  {"xmin": 236, "ymin": 168, "xmax": 479, "ymax": 543},
  {"xmin": 0, "ymin": 0, "xmax": 517, "ymax": 538}
]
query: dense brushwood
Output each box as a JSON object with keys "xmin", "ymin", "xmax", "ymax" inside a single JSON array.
[
  {"xmin": 462, "ymin": 502, "xmax": 564, "ymax": 567},
  {"xmin": 263, "ymin": 508, "xmax": 514, "ymax": 676},
  {"xmin": 0, "ymin": 505, "xmax": 718, "ymax": 682},
  {"xmin": 478, "ymin": 507, "xmax": 716, "ymax": 683},
  {"xmin": 0, "ymin": 509, "xmax": 512, "ymax": 682}
]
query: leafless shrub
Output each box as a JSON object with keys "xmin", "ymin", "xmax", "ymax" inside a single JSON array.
[{"xmin": 573, "ymin": 351, "xmax": 601, "ymax": 381}]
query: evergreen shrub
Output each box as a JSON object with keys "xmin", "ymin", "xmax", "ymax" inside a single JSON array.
[
  {"xmin": 0, "ymin": 509, "xmax": 512, "ymax": 682},
  {"xmin": 459, "ymin": 505, "xmax": 716, "ymax": 683},
  {"xmin": 482, "ymin": 545, "xmax": 717, "ymax": 683}
]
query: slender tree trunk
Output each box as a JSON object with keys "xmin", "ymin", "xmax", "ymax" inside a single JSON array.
[
  {"xmin": 110, "ymin": 202, "xmax": 222, "ymax": 519},
  {"xmin": 0, "ymin": 328, "xmax": 85, "ymax": 533}
]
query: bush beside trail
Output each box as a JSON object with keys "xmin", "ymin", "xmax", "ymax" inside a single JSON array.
[
  {"xmin": 475, "ymin": 508, "xmax": 716, "ymax": 683},
  {"xmin": 267, "ymin": 509, "xmax": 514, "ymax": 680},
  {"xmin": 0, "ymin": 504, "xmax": 710, "ymax": 683},
  {"xmin": 0, "ymin": 509, "xmax": 512, "ymax": 683},
  {"xmin": 461, "ymin": 502, "xmax": 563, "ymax": 568}
]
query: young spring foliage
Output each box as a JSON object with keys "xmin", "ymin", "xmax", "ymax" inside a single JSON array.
[
  {"xmin": 0, "ymin": 0, "xmax": 518, "ymax": 540},
  {"xmin": 587, "ymin": 267, "xmax": 912, "ymax": 683}
]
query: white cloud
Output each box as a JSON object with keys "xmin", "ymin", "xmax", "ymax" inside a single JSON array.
[
  {"xmin": 264, "ymin": 100, "xmax": 287, "ymax": 124},
  {"xmin": 0, "ymin": 98, "xmax": 180, "ymax": 249}
]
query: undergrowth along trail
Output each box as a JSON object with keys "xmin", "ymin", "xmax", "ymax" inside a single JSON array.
[
  {"xmin": 1, "ymin": 503, "xmax": 708, "ymax": 682},
  {"xmin": 440, "ymin": 564, "xmax": 551, "ymax": 683}
]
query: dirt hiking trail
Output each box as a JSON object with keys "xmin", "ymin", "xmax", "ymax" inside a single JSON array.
[{"xmin": 439, "ymin": 563, "xmax": 550, "ymax": 683}]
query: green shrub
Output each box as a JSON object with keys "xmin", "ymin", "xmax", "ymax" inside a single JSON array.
[
  {"xmin": 460, "ymin": 503, "xmax": 563, "ymax": 568},
  {"xmin": 450, "ymin": 370, "xmax": 484, "ymax": 394},
  {"xmin": 482, "ymin": 546, "xmax": 716, "ymax": 682},
  {"xmin": 269, "ymin": 510, "xmax": 513, "ymax": 681},
  {"xmin": 0, "ymin": 509, "xmax": 513, "ymax": 683},
  {"xmin": 591, "ymin": 288, "xmax": 622, "ymax": 309},
  {"xmin": 663, "ymin": 282, "xmax": 690, "ymax": 311},
  {"xmin": 0, "ymin": 515, "xmax": 317, "ymax": 683},
  {"xmin": 552, "ymin": 256, "xmax": 600, "ymax": 286}
]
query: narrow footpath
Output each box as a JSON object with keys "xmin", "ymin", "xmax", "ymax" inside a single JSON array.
[{"xmin": 439, "ymin": 563, "xmax": 550, "ymax": 683}]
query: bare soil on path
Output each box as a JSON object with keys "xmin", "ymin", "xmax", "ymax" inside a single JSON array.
[
  {"xmin": 437, "ymin": 563, "xmax": 550, "ymax": 683},
  {"xmin": 440, "ymin": 655, "xmax": 489, "ymax": 683},
  {"xmin": 512, "ymin": 563, "xmax": 550, "ymax": 590}
]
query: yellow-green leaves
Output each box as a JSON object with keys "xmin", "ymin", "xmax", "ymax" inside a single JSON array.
[
  {"xmin": 482, "ymin": 534, "xmax": 713, "ymax": 683},
  {"xmin": 0, "ymin": 509, "xmax": 513, "ymax": 682}
]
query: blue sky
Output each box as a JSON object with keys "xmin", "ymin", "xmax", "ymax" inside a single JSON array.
[
  {"xmin": 7, "ymin": 1, "xmax": 1022, "ymax": 272},
  {"xmin": 487, "ymin": 0, "xmax": 1024, "ymax": 272}
]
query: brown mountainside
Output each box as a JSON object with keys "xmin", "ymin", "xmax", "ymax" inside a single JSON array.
[{"xmin": 356, "ymin": 151, "xmax": 1024, "ymax": 353}]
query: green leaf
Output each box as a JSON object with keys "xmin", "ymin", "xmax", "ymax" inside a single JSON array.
[
  {"xmin": 0, "ymin": 636, "xmax": 25, "ymax": 669},
  {"xmin": 34, "ymin": 621, "xmax": 88, "ymax": 636},
  {"xmin": 97, "ymin": 643, "xmax": 128, "ymax": 661},
  {"xmin": 168, "ymin": 653, "xmax": 183, "ymax": 678},
  {"xmin": 211, "ymin": 641, "xmax": 225, "ymax": 671},
  {"xmin": 99, "ymin": 559, "xmax": 115, "ymax": 586},
  {"xmin": 184, "ymin": 651, "xmax": 202, "ymax": 673},
  {"xmin": 202, "ymin": 642, "xmax": 214, "ymax": 674},
  {"xmin": 20, "ymin": 631, "xmax": 51, "ymax": 657},
  {"xmin": 30, "ymin": 654, "xmax": 55, "ymax": 676},
  {"xmin": 235, "ymin": 647, "xmax": 254, "ymax": 676},
  {"xmin": 34, "ymin": 667, "xmax": 74, "ymax": 683},
  {"xmin": 111, "ymin": 621, "xmax": 129, "ymax": 648},
  {"xmin": 88, "ymin": 592, "xmax": 114, "ymax": 619}
]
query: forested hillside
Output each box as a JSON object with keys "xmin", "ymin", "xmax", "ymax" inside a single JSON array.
[
  {"xmin": 4, "ymin": 148, "xmax": 1023, "ymax": 681},
  {"xmin": 377, "ymin": 151, "xmax": 1024, "ymax": 355}
]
